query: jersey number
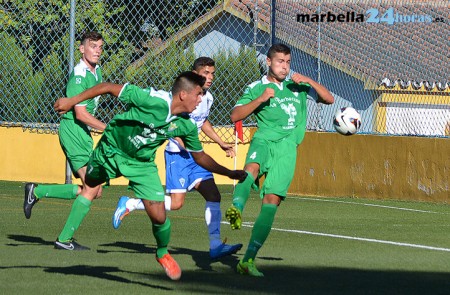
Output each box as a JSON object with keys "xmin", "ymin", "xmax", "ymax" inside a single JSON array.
[{"xmin": 249, "ymin": 152, "xmax": 257, "ymax": 159}]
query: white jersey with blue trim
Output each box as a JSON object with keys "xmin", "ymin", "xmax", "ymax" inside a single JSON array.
[{"xmin": 165, "ymin": 91, "xmax": 214, "ymax": 152}]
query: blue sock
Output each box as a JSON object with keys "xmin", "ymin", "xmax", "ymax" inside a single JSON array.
[{"xmin": 205, "ymin": 201, "xmax": 222, "ymax": 249}]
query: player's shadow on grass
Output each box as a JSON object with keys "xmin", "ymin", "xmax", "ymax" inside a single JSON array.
[
  {"xmin": 97, "ymin": 241, "xmax": 242, "ymax": 271},
  {"xmin": 6, "ymin": 234, "xmax": 54, "ymax": 247},
  {"xmin": 97, "ymin": 241, "xmax": 155, "ymax": 254},
  {"xmin": 0, "ymin": 265, "xmax": 171, "ymax": 290},
  {"xmin": 179, "ymin": 265, "xmax": 450, "ymax": 295},
  {"xmin": 172, "ymin": 245, "xmax": 242, "ymax": 272},
  {"xmin": 45, "ymin": 265, "xmax": 171, "ymax": 290}
]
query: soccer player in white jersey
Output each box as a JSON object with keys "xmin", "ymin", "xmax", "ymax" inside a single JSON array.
[{"xmin": 112, "ymin": 57, "xmax": 243, "ymax": 259}]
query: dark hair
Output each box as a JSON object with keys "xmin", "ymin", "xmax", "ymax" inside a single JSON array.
[
  {"xmin": 267, "ymin": 43, "xmax": 291, "ymax": 59},
  {"xmin": 172, "ymin": 71, "xmax": 206, "ymax": 95},
  {"xmin": 192, "ymin": 57, "xmax": 215, "ymax": 71},
  {"xmin": 80, "ymin": 31, "xmax": 103, "ymax": 45}
]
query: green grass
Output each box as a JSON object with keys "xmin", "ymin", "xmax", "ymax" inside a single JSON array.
[{"xmin": 1, "ymin": 180, "xmax": 449, "ymax": 294}]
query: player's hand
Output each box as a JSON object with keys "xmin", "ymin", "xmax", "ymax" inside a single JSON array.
[
  {"xmin": 220, "ymin": 143, "xmax": 236, "ymax": 158},
  {"xmin": 291, "ymin": 72, "xmax": 312, "ymax": 85},
  {"xmin": 54, "ymin": 98, "xmax": 72, "ymax": 115},
  {"xmin": 94, "ymin": 185, "xmax": 103, "ymax": 199},
  {"xmin": 228, "ymin": 170, "xmax": 247, "ymax": 182},
  {"xmin": 259, "ymin": 88, "xmax": 275, "ymax": 102}
]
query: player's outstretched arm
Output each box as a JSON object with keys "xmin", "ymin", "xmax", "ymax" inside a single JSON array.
[
  {"xmin": 201, "ymin": 120, "xmax": 235, "ymax": 158},
  {"xmin": 54, "ymin": 82, "xmax": 124, "ymax": 114},
  {"xmin": 191, "ymin": 151, "xmax": 246, "ymax": 181}
]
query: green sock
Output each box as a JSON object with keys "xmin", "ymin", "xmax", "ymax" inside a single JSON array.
[
  {"xmin": 58, "ymin": 195, "xmax": 91, "ymax": 242},
  {"xmin": 243, "ymin": 203, "xmax": 278, "ymax": 262},
  {"xmin": 34, "ymin": 184, "xmax": 78, "ymax": 200},
  {"xmin": 232, "ymin": 171, "xmax": 255, "ymax": 212},
  {"xmin": 153, "ymin": 218, "xmax": 171, "ymax": 258}
]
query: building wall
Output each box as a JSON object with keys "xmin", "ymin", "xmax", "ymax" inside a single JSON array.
[
  {"xmin": 375, "ymin": 89, "xmax": 450, "ymax": 136},
  {"xmin": 292, "ymin": 132, "xmax": 449, "ymax": 203},
  {"xmin": 0, "ymin": 127, "xmax": 247, "ymax": 186},
  {"xmin": 1, "ymin": 127, "xmax": 448, "ymax": 203}
]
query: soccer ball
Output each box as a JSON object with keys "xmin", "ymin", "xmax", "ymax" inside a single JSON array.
[{"xmin": 333, "ymin": 107, "xmax": 361, "ymax": 136}]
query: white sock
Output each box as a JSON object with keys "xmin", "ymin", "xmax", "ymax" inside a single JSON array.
[
  {"xmin": 164, "ymin": 195, "xmax": 172, "ymax": 211},
  {"xmin": 205, "ymin": 201, "xmax": 222, "ymax": 249},
  {"xmin": 125, "ymin": 198, "xmax": 144, "ymax": 212},
  {"xmin": 129, "ymin": 197, "xmax": 170, "ymax": 211},
  {"xmin": 135, "ymin": 199, "xmax": 145, "ymax": 210}
]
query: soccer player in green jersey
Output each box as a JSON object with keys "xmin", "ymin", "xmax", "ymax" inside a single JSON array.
[
  {"xmin": 225, "ymin": 43, "xmax": 334, "ymax": 276},
  {"xmin": 23, "ymin": 31, "xmax": 105, "ymax": 219},
  {"xmin": 112, "ymin": 57, "xmax": 243, "ymax": 260},
  {"xmin": 53, "ymin": 71, "xmax": 247, "ymax": 280}
]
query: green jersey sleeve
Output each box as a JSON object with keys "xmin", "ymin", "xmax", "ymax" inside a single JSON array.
[
  {"xmin": 181, "ymin": 121, "xmax": 203, "ymax": 152},
  {"xmin": 118, "ymin": 84, "xmax": 156, "ymax": 107},
  {"xmin": 235, "ymin": 80, "xmax": 261, "ymax": 106},
  {"xmin": 66, "ymin": 66, "xmax": 103, "ymax": 105},
  {"xmin": 63, "ymin": 65, "xmax": 102, "ymax": 119},
  {"xmin": 66, "ymin": 75, "xmax": 89, "ymax": 99}
]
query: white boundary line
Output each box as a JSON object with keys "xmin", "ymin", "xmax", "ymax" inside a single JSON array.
[
  {"xmin": 222, "ymin": 192, "xmax": 449, "ymax": 215},
  {"xmin": 289, "ymin": 196, "xmax": 447, "ymax": 214},
  {"xmin": 221, "ymin": 194, "xmax": 450, "ymax": 252},
  {"xmin": 225, "ymin": 222, "xmax": 450, "ymax": 253}
]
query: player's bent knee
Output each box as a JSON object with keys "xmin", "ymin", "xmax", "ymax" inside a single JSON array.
[
  {"xmin": 170, "ymin": 194, "xmax": 186, "ymax": 210},
  {"xmin": 245, "ymin": 165, "xmax": 259, "ymax": 179},
  {"xmin": 149, "ymin": 213, "xmax": 167, "ymax": 225},
  {"xmin": 171, "ymin": 200, "xmax": 184, "ymax": 210}
]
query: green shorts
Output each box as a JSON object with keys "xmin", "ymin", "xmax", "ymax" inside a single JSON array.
[
  {"xmin": 245, "ymin": 137, "xmax": 298, "ymax": 199},
  {"xmin": 86, "ymin": 141, "xmax": 165, "ymax": 201},
  {"xmin": 58, "ymin": 119, "xmax": 93, "ymax": 176}
]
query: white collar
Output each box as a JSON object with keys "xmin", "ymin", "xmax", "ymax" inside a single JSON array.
[
  {"xmin": 79, "ymin": 59, "xmax": 99, "ymax": 72},
  {"xmin": 261, "ymin": 75, "xmax": 284, "ymax": 90}
]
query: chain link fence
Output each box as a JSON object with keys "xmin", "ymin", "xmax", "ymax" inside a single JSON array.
[
  {"xmin": 275, "ymin": 0, "xmax": 450, "ymax": 137},
  {"xmin": 1, "ymin": 0, "xmax": 449, "ymax": 140}
]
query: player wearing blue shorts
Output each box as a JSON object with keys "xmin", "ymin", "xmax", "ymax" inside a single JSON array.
[
  {"xmin": 112, "ymin": 57, "xmax": 243, "ymax": 259},
  {"xmin": 225, "ymin": 44, "xmax": 335, "ymax": 276},
  {"xmin": 53, "ymin": 71, "xmax": 247, "ymax": 280}
]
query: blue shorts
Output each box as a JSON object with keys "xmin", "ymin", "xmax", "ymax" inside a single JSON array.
[{"xmin": 164, "ymin": 150, "xmax": 213, "ymax": 193}]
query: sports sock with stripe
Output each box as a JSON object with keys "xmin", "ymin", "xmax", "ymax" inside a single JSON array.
[
  {"xmin": 232, "ymin": 171, "xmax": 254, "ymax": 212},
  {"xmin": 243, "ymin": 203, "xmax": 278, "ymax": 262},
  {"xmin": 205, "ymin": 201, "xmax": 222, "ymax": 249},
  {"xmin": 58, "ymin": 195, "xmax": 92, "ymax": 242},
  {"xmin": 34, "ymin": 184, "xmax": 78, "ymax": 200},
  {"xmin": 153, "ymin": 218, "xmax": 171, "ymax": 258}
]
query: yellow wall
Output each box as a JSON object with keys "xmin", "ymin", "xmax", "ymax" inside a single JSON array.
[
  {"xmin": 292, "ymin": 132, "xmax": 449, "ymax": 203},
  {"xmin": 0, "ymin": 127, "xmax": 248, "ymax": 186},
  {"xmin": 1, "ymin": 127, "xmax": 448, "ymax": 203}
]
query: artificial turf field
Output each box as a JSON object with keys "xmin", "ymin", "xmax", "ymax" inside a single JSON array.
[{"xmin": 1, "ymin": 180, "xmax": 449, "ymax": 294}]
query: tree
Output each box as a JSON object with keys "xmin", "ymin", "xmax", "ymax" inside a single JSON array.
[
  {"xmin": 0, "ymin": 31, "xmax": 44, "ymax": 123},
  {"xmin": 212, "ymin": 46, "xmax": 264, "ymax": 126}
]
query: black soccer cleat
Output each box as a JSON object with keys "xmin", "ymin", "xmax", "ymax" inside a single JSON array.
[
  {"xmin": 54, "ymin": 239, "xmax": 90, "ymax": 251},
  {"xmin": 24, "ymin": 183, "xmax": 39, "ymax": 219}
]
